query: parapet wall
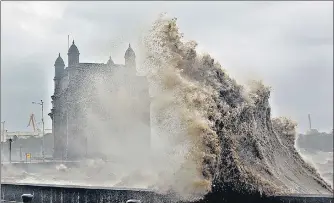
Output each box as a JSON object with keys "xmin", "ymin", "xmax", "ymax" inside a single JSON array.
[
  {"xmin": 1, "ymin": 183, "xmax": 169, "ymax": 203},
  {"xmin": 1, "ymin": 183, "xmax": 333, "ymax": 203}
]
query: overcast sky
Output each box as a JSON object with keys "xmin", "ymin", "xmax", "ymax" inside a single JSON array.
[{"xmin": 1, "ymin": 1, "xmax": 333, "ymax": 133}]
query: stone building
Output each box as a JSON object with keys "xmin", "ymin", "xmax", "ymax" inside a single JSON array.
[{"xmin": 48, "ymin": 41, "xmax": 151, "ymax": 160}]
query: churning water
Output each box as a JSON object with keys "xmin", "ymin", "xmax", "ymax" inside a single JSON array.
[{"xmin": 2, "ymin": 15, "xmax": 333, "ymax": 202}]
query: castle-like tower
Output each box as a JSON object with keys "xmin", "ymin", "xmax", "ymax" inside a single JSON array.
[
  {"xmin": 49, "ymin": 41, "xmax": 150, "ymax": 160},
  {"xmin": 68, "ymin": 40, "xmax": 80, "ymax": 67},
  {"xmin": 125, "ymin": 43, "xmax": 136, "ymax": 68}
]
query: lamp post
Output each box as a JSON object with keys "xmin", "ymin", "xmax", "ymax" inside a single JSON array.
[
  {"xmin": 1, "ymin": 121, "xmax": 5, "ymax": 161},
  {"xmin": 20, "ymin": 145, "xmax": 23, "ymax": 162},
  {"xmin": 32, "ymin": 100, "xmax": 45, "ymax": 161},
  {"xmin": 1, "ymin": 121, "xmax": 5, "ymax": 142},
  {"xmin": 0, "ymin": 121, "xmax": 4, "ymax": 200},
  {"xmin": 8, "ymin": 138, "xmax": 13, "ymax": 163}
]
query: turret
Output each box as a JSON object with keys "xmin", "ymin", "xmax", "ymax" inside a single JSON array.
[
  {"xmin": 54, "ymin": 53, "xmax": 65, "ymax": 79},
  {"xmin": 107, "ymin": 56, "xmax": 114, "ymax": 66},
  {"xmin": 68, "ymin": 40, "xmax": 80, "ymax": 67},
  {"xmin": 54, "ymin": 53, "xmax": 65, "ymax": 94},
  {"xmin": 124, "ymin": 43, "xmax": 136, "ymax": 68}
]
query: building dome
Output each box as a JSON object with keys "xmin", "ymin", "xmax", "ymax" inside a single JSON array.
[
  {"xmin": 54, "ymin": 53, "xmax": 65, "ymax": 66},
  {"xmin": 107, "ymin": 56, "xmax": 114, "ymax": 66},
  {"xmin": 68, "ymin": 40, "xmax": 79, "ymax": 54},
  {"xmin": 124, "ymin": 43, "xmax": 135, "ymax": 58}
]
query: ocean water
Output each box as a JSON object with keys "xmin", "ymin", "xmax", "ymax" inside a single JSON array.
[
  {"xmin": 297, "ymin": 149, "xmax": 333, "ymax": 188},
  {"xmin": 1, "ymin": 14, "xmax": 333, "ymax": 202}
]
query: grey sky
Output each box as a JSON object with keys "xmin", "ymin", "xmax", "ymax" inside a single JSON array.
[{"xmin": 1, "ymin": 1, "xmax": 333, "ymax": 133}]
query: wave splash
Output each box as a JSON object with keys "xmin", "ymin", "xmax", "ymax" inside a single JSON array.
[
  {"xmin": 142, "ymin": 14, "xmax": 333, "ymax": 201},
  {"xmin": 2, "ymin": 14, "xmax": 332, "ymax": 203}
]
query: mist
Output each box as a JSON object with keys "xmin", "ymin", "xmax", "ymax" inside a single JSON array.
[
  {"xmin": 1, "ymin": 1, "xmax": 332, "ymax": 133},
  {"xmin": 1, "ymin": 2, "xmax": 333, "ymax": 203}
]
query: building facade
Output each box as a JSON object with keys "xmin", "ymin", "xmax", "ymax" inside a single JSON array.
[{"xmin": 48, "ymin": 41, "xmax": 151, "ymax": 160}]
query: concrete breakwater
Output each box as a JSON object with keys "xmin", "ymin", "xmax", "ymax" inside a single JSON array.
[
  {"xmin": 1, "ymin": 183, "xmax": 168, "ymax": 203},
  {"xmin": 1, "ymin": 183, "xmax": 333, "ymax": 203}
]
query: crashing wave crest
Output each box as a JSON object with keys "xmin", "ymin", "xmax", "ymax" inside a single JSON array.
[
  {"xmin": 142, "ymin": 14, "xmax": 333, "ymax": 201},
  {"xmin": 2, "ymin": 14, "xmax": 332, "ymax": 203}
]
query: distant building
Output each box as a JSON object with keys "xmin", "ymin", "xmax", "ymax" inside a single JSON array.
[
  {"xmin": 1, "ymin": 133, "xmax": 54, "ymax": 162},
  {"xmin": 297, "ymin": 130, "xmax": 333, "ymax": 152},
  {"xmin": 48, "ymin": 41, "xmax": 151, "ymax": 160}
]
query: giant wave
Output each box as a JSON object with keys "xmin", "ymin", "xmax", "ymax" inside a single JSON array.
[{"xmin": 2, "ymin": 14, "xmax": 332, "ymax": 203}]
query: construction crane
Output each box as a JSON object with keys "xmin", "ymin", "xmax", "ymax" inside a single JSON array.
[
  {"xmin": 27, "ymin": 113, "xmax": 41, "ymax": 135},
  {"xmin": 5, "ymin": 114, "xmax": 52, "ymax": 139}
]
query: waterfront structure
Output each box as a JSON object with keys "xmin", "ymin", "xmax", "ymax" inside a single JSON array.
[{"xmin": 49, "ymin": 41, "xmax": 151, "ymax": 160}]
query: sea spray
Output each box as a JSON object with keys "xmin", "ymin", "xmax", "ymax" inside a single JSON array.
[
  {"xmin": 141, "ymin": 14, "xmax": 333, "ymax": 200},
  {"xmin": 1, "ymin": 14, "xmax": 333, "ymax": 202},
  {"xmin": 143, "ymin": 16, "xmax": 221, "ymax": 201}
]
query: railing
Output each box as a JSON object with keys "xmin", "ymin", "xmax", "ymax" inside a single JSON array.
[{"xmin": 1, "ymin": 129, "xmax": 52, "ymax": 141}]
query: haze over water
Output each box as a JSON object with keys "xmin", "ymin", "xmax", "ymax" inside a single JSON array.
[{"xmin": 2, "ymin": 14, "xmax": 333, "ymax": 202}]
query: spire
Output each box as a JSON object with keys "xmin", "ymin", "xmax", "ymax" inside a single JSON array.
[
  {"xmin": 107, "ymin": 56, "xmax": 114, "ymax": 66},
  {"xmin": 54, "ymin": 53, "xmax": 65, "ymax": 79},
  {"xmin": 124, "ymin": 43, "xmax": 136, "ymax": 68},
  {"xmin": 124, "ymin": 43, "xmax": 135, "ymax": 59},
  {"xmin": 68, "ymin": 40, "xmax": 79, "ymax": 54},
  {"xmin": 68, "ymin": 39, "xmax": 80, "ymax": 66},
  {"xmin": 55, "ymin": 53, "xmax": 65, "ymax": 66}
]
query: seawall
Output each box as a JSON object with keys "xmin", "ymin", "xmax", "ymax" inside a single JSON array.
[
  {"xmin": 1, "ymin": 183, "xmax": 333, "ymax": 203},
  {"xmin": 1, "ymin": 182, "xmax": 168, "ymax": 203}
]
